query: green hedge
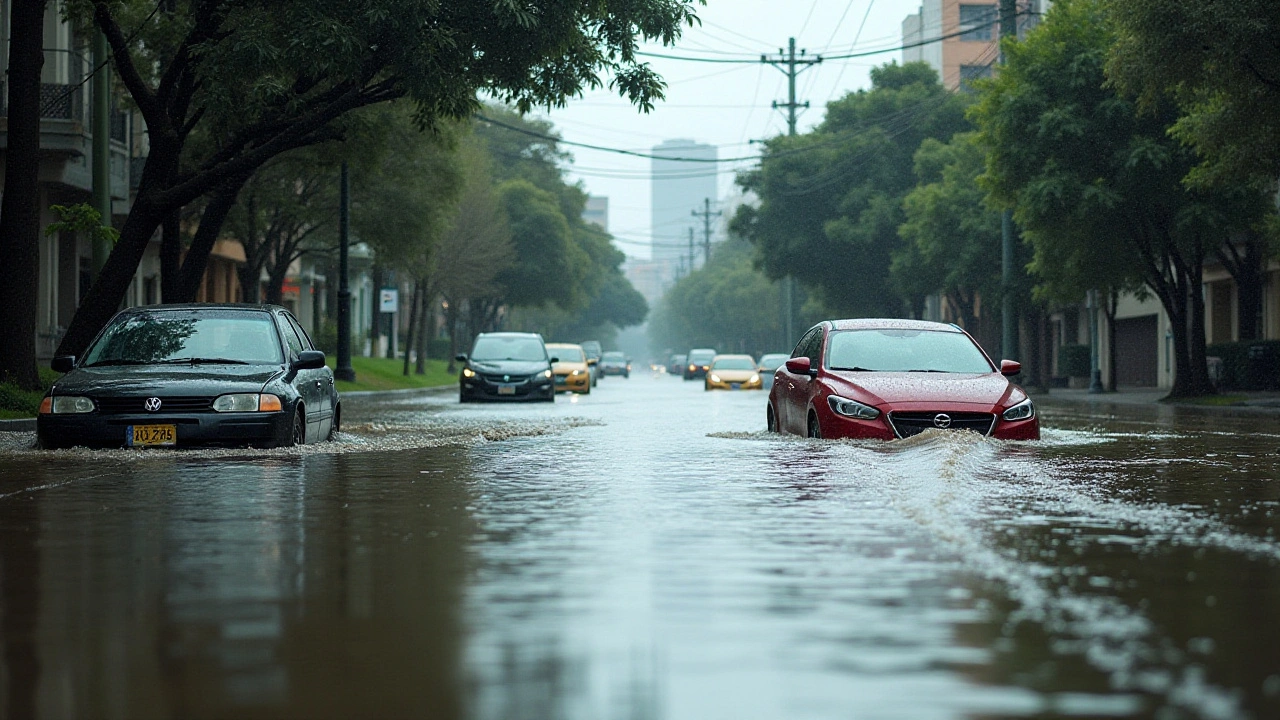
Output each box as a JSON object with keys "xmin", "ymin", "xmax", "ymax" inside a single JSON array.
[
  {"xmin": 1057, "ymin": 344, "xmax": 1091, "ymax": 378},
  {"xmin": 1206, "ymin": 340, "xmax": 1280, "ymax": 390},
  {"xmin": 0, "ymin": 367, "xmax": 62, "ymax": 417}
]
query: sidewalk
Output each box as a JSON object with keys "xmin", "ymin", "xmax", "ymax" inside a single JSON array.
[{"xmin": 1037, "ymin": 386, "xmax": 1280, "ymax": 411}]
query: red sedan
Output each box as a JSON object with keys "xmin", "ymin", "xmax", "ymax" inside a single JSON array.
[{"xmin": 767, "ymin": 319, "xmax": 1039, "ymax": 441}]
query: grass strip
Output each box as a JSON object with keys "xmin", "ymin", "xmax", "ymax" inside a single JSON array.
[{"xmin": 328, "ymin": 355, "xmax": 456, "ymax": 393}]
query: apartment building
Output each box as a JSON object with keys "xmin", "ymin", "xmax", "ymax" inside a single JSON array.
[{"xmin": 902, "ymin": 1, "xmax": 1049, "ymax": 89}]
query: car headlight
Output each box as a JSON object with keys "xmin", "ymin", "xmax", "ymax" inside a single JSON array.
[
  {"xmin": 689, "ymin": 364, "xmax": 696, "ymax": 372},
  {"xmin": 828, "ymin": 395, "xmax": 880, "ymax": 420},
  {"xmin": 709, "ymin": 374, "xmax": 721, "ymax": 383},
  {"xmin": 1002, "ymin": 398, "xmax": 1035, "ymax": 421},
  {"xmin": 571, "ymin": 369, "xmax": 582, "ymax": 376},
  {"xmin": 213, "ymin": 393, "xmax": 260, "ymax": 412},
  {"xmin": 462, "ymin": 367, "xmax": 475, "ymax": 378},
  {"xmin": 749, "ymin": 374, "xmax": 761, "ymax": 384},
  {"xmin": 543, "ymin": 369, "xmax": 553, "ymax": 378},
  {"xmin": 49, "ymin": 396, "xmax": 94, "ymax": 414}
]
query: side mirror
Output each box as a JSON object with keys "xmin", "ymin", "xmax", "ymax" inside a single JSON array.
[
  {"xmin": 294, "ymin": 350, "xmax": 326, "ymax": 370},
  {"xmin": 587, "ymin": 358, "xmax": 598, "ymax": 365},
  {"xmin": 785, "ymin": 357, "xmax": 814, "ymax": 376},
  {"xmin": 548, "ymin": 356, "xmax": 560, "ymax": 364},
  {"xmin": 51, "ymin": 356, "xmax": 76, "ymax": 373},
  {"xmin": 999, "ymin": 359, "xmax": 1022, "ymax": 377},
  {"xmin": 454, "ymin": 354, "xmax": 468, "ymax": 363}
]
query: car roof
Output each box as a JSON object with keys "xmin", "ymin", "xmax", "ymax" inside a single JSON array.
[
  {"xmin": 116, "ymin": 303, "xmax": 284, "ymax": 315},
  {"xmin": 713, "ymin": 354, "xmax": 755, "ymax": 361},
  {"xmin": 825, "ymin": 318, "xmax": 963, "ymax": 333},
  {"xmin": 546, "ymin": 342, "xmax": 583, "ymax": 349},
  {"xmin": 477, "ymin": 332, "xmax": 543, "ymax": 339}
]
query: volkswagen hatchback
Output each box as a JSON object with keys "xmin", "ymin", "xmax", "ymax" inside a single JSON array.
[{"xmin": 767, "ymin": 319, "xmax": 1038, "ymax": 441}]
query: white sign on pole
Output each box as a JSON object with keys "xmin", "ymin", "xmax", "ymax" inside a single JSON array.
[{"xmin": 379, "ymin": 288, "xmax": 399, "ymax": 313}]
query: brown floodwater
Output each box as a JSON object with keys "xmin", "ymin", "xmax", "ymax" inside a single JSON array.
[{"xmin": 0, "ymin": 376, "xmax": 1277, "ymax": 719}]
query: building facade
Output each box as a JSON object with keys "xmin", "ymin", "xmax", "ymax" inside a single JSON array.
[{"xmin": 902, "ymin": 0, "xmax": 1049, "ymax": 89}]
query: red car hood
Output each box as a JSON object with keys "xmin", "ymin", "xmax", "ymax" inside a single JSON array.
[{"xmin": 831, "ymin": 371, "xmax": 1015, "ymax": 408}]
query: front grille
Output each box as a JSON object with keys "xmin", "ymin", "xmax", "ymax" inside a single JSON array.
[
  {"xmin": 887, "ymin": 411, "xmax": 995, "ymax": 438},
  {"xmin": 94, "ymin": 396, "xmax": 215, "ymax": 414},
  {"xmin": 481, "ymin": 374, "xmax": 529, "ymax": 384}
]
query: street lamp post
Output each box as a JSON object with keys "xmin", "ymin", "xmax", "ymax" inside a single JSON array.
[
  {"xmin": 1088, "ymin": 289, "xmax": 1104, "ymax": 393},
  {"xmin": 334, "ymin": 162, "xmax": 356, "ymax": 382}
]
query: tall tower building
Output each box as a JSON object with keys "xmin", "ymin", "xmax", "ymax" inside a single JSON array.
[{"xmin": 651, "ymin": 140, "xmax": 717, "ymax": 288}]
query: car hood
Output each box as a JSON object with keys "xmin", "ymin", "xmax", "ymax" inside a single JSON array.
[
  {"xmin": 53, "ymin": 364, "xmax": 283, "ymax": 396},
  {"xmin": 470, "ymin": 359, "xmax": 550, "ymax": 376},
  {"xmin": 829, "ymin": 371, "xmax": 1016, "ymax": 408},
  {"xmin": 552, "ymin": 361, "xmax": 588, "ymax": 373}
]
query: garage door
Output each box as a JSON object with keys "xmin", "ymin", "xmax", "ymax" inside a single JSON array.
[{"xmin": 1114, "ymin": 315, "xmax": 1158, "ymax": 387}]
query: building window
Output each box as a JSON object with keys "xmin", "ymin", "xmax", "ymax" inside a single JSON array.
[
  {"xmin": 959, "ymin": 4, "xmax": 998, "ymax": 42},
  {"xmin": 960, "ymin": 64, "xmax": 994, "ymax": 91}
]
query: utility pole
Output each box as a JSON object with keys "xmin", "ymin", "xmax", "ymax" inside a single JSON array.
[
  {"xmin": 334, "ymin": 162, "xmax": 356, "ymax": 382},
  {"xmin": 999, "ymin": 0, "xmax": 1018, "ymax": 363},
  {"xmin": 762, "ymin": 38, "xmax": 820, "ymax": 348},
  {"xmin": 692, "ymin": 198, "xmax": 721, "ymax": 266},
  {"xmin": 688, "ymin": 228, "xmax": 696, "ymax": 274}
]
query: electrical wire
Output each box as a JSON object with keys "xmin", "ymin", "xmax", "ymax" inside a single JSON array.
[{"xmin": 38, "ymin": 0, "xmax": 168, "ymax": 116}]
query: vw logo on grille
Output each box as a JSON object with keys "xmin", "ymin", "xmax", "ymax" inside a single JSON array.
[
  {"xmin": 144, "ymin": 397, "xmax": 163, "ymax": 412},
  {"xmin": 503, "ymin": 375, "xmax": 511, "ymax": 382},
  {"xmin": 933, "ymin": 413, "xmax": 952, "ymax": 429}
]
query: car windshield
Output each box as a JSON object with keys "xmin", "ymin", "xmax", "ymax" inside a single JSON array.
[
  {"xmin": 472, "ymin": 336, "xmax": 547, "ymax": 362},
  {"xmin": 688, "ymin": 351, "xmax": 716, "ymax": 363},
  {"xmin": 713, "ymin": 357, "xmax": 756, "ymax": 370},
  {"xmin": 548, "ymin": 346, "xmax": 585, "ymax": 363},
  {"xmin": 826, "ymin": 329, "xmax": 993, "ymax": 373},
  {"xmin": 759, "ymin": 354, "xmax": 789, "ymax": 370},
  {"xmin": 82, "ymin": 311, "xmax": 283, "ymax": 366}
]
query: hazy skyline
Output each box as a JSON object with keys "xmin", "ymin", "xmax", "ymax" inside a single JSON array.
[{"xmin": 535, "ymin": 1, "xmax": 918, "ymax": 259}]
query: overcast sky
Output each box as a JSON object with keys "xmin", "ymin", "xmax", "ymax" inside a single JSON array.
[{"xmin": 532, "ymin": 1, "xmax": 918, "ymax": 260}]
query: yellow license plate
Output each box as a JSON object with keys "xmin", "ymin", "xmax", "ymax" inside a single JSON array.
[{"xmin": 129, "ymin": 424, "xmax": 176, "ymax": 447}]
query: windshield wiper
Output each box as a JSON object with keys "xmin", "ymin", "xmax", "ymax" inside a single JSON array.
[
  {"xmin": 831, "ymin": 366, "xmax": 876, "ymax": 372},
  {"xmin": 157, "ymin": 357, "xmax": 252, "ymax": 365},
  {"xmin": 905, "ymin": 369, "xmax": 949, "ymax": 373},
  {"xmin": 82, "ymin": 359, "xmax": 149, "ymax": 367}
]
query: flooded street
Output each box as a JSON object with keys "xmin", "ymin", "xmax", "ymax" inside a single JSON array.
[{"xmin": 2, "ymin": 375, "xmax": 1279, "ymax": 719}]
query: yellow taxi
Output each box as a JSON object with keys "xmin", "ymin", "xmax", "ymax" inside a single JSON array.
[
  {"xmin": 705, "ymin": 354, "xmax": 764, "ymax": 391},
  {"xmin": 546, "ymin": 343, "xmax": 591, "ymax": 394}
]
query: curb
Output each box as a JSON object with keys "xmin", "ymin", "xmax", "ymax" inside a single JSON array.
[
  {"xmin": 339, "ymin": 385, "xmax": 454, "ymax": 400},
  {"xmin": 0, "ymin": 418, "xmax": 35, "ymax": 432}
]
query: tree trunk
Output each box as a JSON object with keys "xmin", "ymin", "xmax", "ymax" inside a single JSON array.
[
  {"xmin": 170, "ymin": 178, "xmax": 247, "ymax": 303},
  {"xmin": 445, "ymin": 299, "xmax": 461, "ymax": 374},
  {"xmin": 415, "ymin": 281, "xmax": 430, "ymax": 375},
  {"xmin": 1186, "ymin": 251, "xmax": 1213, "ymax": 394},
  {"xmin": 160, "ymin": 210, "xmax": 183, "ymax": 302},
  {"xmin": 1234, "ymin": 234, "xmax": 1266, "ymax": 341},
  {"xmin": 0, "ymin": 0, "xmax": 50, "ymax": 388},
  {"xmin": 402, "ymin": 281, "xmax": 420, "ymax": 376},
  {"xmin": 1105, "ymin": 291, "xmax": 1118, "ymax": 392}
]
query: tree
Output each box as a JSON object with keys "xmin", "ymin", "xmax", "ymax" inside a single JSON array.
[
  {"xmin": 0, "ymin": 0, "xmax": 50, "ymax": 388},
  {"xmin": 733, "ymin": 62, "xmax": 971, "ymax": 318},
  {"xmin": 972, "ymin": 0, "xmax": 1253, "ymax": 397},
  {"xmin": 895, "ymin": 133, "xmax": 1002, "ymax": 332},
  {"xmin": 495, "ymin": 180, "xmax": 589, "ymax": 311},
  {"xmin": 56, "ymin": 0, "xmax": 702, "ymax": 359},
  {"xmin": 1106, "ymin": 0, "xmax": 1280, "ymax": 189}
]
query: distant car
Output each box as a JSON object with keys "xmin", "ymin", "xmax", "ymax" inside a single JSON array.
[
  {"xmin": 457, "ymin": 332, "xmax": 555, "ymax": 403},
  {"xmin": 767, "ymin": 319, "xmax": 1039, "ymax": 441},
  {"xmin": 683, "ymin": 348, "xmax": 717, "ymax": 380},
  {"xmin": 580, "ymin": 340, "xmax": 603, "ymax": 387},
  {"xmin": 37, "ymin": 304, "xmax": 338, "ymax": 449},
  {"xmin": 668, "ymin": 354, "xmax": 687, "ymax": 376},
  {"xmin": 546, "ymin": 343, "xmax": 591, "ymax": 394},
  {"xmin": 599, "ymin": 351, "xmax": 631, "ymax": 378},
  {"xmin": 758, "ymin": 353, "xmax": 790, "ymax": 390},
  {"xmin": 705, "ymin": 354, "xmax": 763, "ymax": 391}
]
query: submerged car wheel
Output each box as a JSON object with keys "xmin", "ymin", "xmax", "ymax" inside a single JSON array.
[
  {"xmin": 291, "ymin": 407, "xmax": 306, "ymax": 446},
  {"xmin": 767, "ymin": 405, "xmax": 778, "ymax": 433},
  {"xmin": 807, "ymin": 412, "xmax": 822, "ymax": 439},
  {"xmin": 326, "ymin": 405, "xmax": 341, "ymax": 442}
]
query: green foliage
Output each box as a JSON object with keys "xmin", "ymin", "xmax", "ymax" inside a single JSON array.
[
  {"xmin": 45, "ymin": 204, "xmax": 119, "ymax": 245},
  {"xmin": 1056, "ymin": 344, "xmax": 1092, "ymax": 378},
  {"xmin": 0, "ymin": 368, "xmax": 61, "ymax": 418},
  {"xmin": 1105, "ymin": 0, "xmax": 1280, "ymax": 188},
  {"xmin": 496, "ymin": 179, "xmax": 587, "ymax": 309},
  {"xmin": 895, "ymin": 133, "xmax": 1003, "ymax": 325},
  {"xmin": 648, "ymin": 238, "xmax": 782, "ymax": 355},
  {"xmin": 733, "ymin": 61, "xmax": 972, "ymax": 317}
]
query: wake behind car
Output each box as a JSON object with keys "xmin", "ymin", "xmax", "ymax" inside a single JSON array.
[
  {"xmin": 37, "ymin": 304, "xmax": 339, "ymax": 449},
  {"xmin": 457, "ymin": 332, "xmax": 556, "ymax": 403},
  {"xmin": 767, "ymin": 319, "xmax": 1038, "ymax": 441}
]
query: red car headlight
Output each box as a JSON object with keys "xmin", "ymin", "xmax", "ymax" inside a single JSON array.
[{"xmin": 828, "ymin": 395, "xmax": 880, "ymax": 420}]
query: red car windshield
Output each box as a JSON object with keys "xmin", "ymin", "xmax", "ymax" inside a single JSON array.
[{"xmin": 826, "ymin": 329, "xmax": 993, "ymax": 374}]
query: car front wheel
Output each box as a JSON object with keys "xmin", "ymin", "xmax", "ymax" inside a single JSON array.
[
  {"xmin": 807, "ymin": 412, "xmax": 822, "ymax": 439},
  {"xmin": 767, "ymin": 405, "xmax": 778, "ymax": 433},
  {"xmin": 290, "ymin": 407, "xmax": 306, "ymax": 446}
]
